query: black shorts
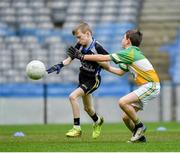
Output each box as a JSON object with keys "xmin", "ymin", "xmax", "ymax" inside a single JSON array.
[{"xmin": 78, "ymin": 73, "xmax": 101, "ymax": 94}]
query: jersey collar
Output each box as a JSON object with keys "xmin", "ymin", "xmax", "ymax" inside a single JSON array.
[
  {"xmin": 82, "ymin": 37, "xmax": 96, "ymax": 53},
  {"xmin": 127, "ymin": 46, "xmax": 140, "ymax": 51}
]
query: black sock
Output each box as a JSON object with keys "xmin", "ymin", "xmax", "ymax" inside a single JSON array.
[
  {"xmin": 91, "ymin": 113, "xmax": 98, "ymax": 122},
  {"xmin": 74, "ymin": 118, "xmax": 80, "ymax": 126},
  {"xmin": 135, "ymin": 122, "xmax": 143, "ymax": 128}
]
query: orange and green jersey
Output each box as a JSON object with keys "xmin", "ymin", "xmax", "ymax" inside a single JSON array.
[{"xmin": 110, "ymin": 46, "xmax": 160, "ymax": 85}]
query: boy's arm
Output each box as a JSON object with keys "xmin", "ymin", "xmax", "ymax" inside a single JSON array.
[
  {"xmin": 108, "ymin": 66, "xmax": 126, "ymax": 76},
  {"xmin": 84, "ymin": 54, "xmax": 111, "ymax": 62},
  {"xmin": 46, "ymin": 56, "xmax": 72, "ymax": 74},
  {"xmin": 98, "ymin": 62, "xmax": 126, "ymax": 76},
  {"xmin": 62, "ymin": 56, "xmax": 72, "ymax": 65},
  {"xmin": 67, "ymin": 46, "xmax": 111, "ymax": 62}
]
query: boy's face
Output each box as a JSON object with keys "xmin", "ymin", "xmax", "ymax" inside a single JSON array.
[
  {"xmin": 121, "ymin": 34, "xmax": 131, "ymax": 49},
  {"xmin": 75, "ymin": 30, "xmax": 91, "ymax": 46}
]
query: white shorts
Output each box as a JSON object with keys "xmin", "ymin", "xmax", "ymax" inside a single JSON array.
[{"xmin": 132, "ymin": 82, "xmax": 160, "ymax": 110}]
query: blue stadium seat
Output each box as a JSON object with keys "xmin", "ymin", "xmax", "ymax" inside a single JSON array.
[
  {"xmin": 0, "ymin": 23, "xmax": 16, "ymax": 36},
  {"xmin": 160, "ymin": 26, "xmax": 180, "ymax": 83}
]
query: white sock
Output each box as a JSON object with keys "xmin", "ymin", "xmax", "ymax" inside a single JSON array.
[
  {"xmin": 95, "ymin": 116, "xmax": 101, "ymax": 124},
  {"xmin": 73, "ymin": 125, "xmax": 81, "ymax": 130}
]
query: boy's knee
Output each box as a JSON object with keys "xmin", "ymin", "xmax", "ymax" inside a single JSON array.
[
  {"xmin": 118, "ymin": 99, "xmax": 126, "ymax": 109},
  {"xmin": 69, "ymin": 94, "xmax": 77, "ymax": 102}
]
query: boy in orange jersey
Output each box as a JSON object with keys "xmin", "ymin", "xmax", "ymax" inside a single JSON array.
[{"xmin": 68, "ymin": 29, "xmax": 160, "ymax": 143}]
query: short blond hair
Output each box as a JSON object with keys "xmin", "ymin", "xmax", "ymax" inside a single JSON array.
[{"xmin": 72, "ymin": 22, "xmax": 92, "ymax": 36}]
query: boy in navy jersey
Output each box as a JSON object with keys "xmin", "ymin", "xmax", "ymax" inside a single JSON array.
[{"xmin": 47, "ymin": 22, "xmax": 113, "ymax": 138}]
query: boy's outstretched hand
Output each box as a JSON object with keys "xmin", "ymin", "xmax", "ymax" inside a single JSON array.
[
  {"xmin": 67, "ymin": 46, "xmax": 84, "ymax": 61},
  {"xmin": 46, "ymin": 62, "xmax": 64, "ymax": 74}
]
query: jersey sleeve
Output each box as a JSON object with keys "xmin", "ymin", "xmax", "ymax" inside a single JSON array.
[
  {"xmin": 110, "ymin": 49, "xmax": 134, "ymax": 64},
  {"xmin": 118, "ymin": 63, "xmax": 129, "ymax": 72},
  {"xmin": 95, "ymin": 42, "xmax": 109, "ymax": 55}
]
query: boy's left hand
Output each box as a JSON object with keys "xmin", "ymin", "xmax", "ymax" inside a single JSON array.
[{"xmin": 67, "ymin": 46, "xmax": 84, "ymax": 61}]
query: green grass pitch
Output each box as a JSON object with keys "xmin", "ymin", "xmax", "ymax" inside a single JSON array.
[{"xmin": 0, "ymin": 122, "xmax": 180, "ymax": 152}]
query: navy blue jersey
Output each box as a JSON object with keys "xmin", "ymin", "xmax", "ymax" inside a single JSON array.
[{"xmin": 75, "ymin": 38, "xmax": 108, "ymax": 76}]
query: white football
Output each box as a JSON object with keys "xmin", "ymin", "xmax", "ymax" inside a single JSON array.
[{"xmin": 26, "ymin": 60, "xmax": 46, "ymax": 80}]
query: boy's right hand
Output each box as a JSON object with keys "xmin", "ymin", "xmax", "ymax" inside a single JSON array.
[{"xmin": 46, "ymin": 62, "xmax": 64, "ymax": 74}]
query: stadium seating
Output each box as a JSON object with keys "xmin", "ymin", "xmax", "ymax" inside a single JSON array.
[
  {"xmin": 0, "ymin": 0, "xmax": 142, "ymax": 96},
  {"xmin": 139, "ymin": 0, "xmax": 180, "ymax": 81},
  {"xmin": 160, "ymin": 25, "xmax": 180, "ymax": 83}
]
